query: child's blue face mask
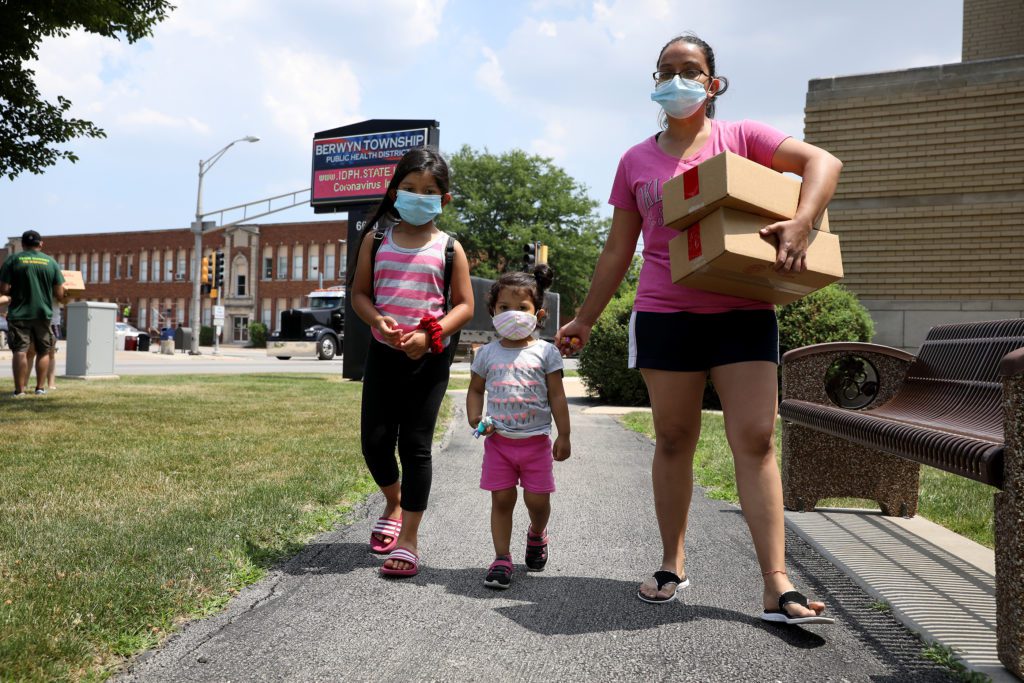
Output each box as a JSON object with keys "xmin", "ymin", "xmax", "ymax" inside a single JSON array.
[{"xmin": 394, "ymin": 190, "xmax": 442, "ymax": 226}]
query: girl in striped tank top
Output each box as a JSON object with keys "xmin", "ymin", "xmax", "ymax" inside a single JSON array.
[{"xmin": 350, "ymin": 149, "xmax": 474, "ymax": 578}]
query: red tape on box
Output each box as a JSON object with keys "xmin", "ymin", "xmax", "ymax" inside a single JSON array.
[
  {"xmin": 682, "ymin": 167, "xmax": 700, "ymax": 199},
  {"xmin": 688, "ymin": 224, "xmax": 702, "ymax": 260}
]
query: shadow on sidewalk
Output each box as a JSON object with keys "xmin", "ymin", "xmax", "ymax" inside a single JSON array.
[{"xmin": 281, "ymin": 541, "xmax": 827, "ymax": 649}]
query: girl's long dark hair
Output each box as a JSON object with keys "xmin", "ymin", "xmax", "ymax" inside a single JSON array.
[
  {"xmin": 487, "ymin": 264, "xmax": 554, "ymax": 315},
  {"xmin": 347, "ymin": 147, "xmax": 451, "ymax": 285}
]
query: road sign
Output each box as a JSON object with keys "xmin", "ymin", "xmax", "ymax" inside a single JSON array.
[{"xmin": 213, "ymin": 305, "xmax": 225, "ymax": 318}]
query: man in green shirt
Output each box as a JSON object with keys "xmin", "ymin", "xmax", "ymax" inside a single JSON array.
[{"xmin": 0, "ymin": 230, "xmax": 66, "ymax": 397}]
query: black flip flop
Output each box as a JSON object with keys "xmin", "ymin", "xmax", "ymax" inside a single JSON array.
[
  {"xmin": 761, "ymin": 590, "xmax": 835, "ymax": 625},
  {"xmin": 637, "ymin": 570, "xmax": 690, "ymax": 604}
]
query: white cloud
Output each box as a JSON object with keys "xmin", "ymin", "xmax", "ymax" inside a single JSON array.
[
  {"xmin": 259, "ymin": 48, "xmax": 363, "ymax": 147},
  {"xmin": 116, "ymin": 108, "xmax": 211, "ymax": 134},
  {"xmin": 475, "ymin": 46, "xmax": 511, "ymax": 103},
  {"xmin": 530, "ymin": 119, "xmax": 569, "ymax": 160},
  {"xmin": 537, "ymin": 21, "xmax": 558, "ymax": 38}
]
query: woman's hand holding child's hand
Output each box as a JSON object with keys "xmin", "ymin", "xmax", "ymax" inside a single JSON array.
[
  {"xmin": 552, "ymin": 434, "xmax": 571, "ymax": 461},
  {"xmin": 399, "ymin": 329, "xmax": 429, "ymax": 359},
  {"xmin": 555, "ymin": 320, "xmax": 590, "ymax": 357}
]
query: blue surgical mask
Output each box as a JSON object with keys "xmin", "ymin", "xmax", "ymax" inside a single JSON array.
[
  {"xmin": 651, "ymin": 76, "xmax": 708, "ymax": 119},
  {"xmin": 394, "ymin": 190, "xmax": 443, "ymax": 226}
]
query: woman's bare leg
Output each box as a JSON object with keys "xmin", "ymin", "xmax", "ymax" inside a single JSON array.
[
  {"xmin": 636, "ymin": 368, "xmax": 706, "ymax": 600},
  {"xmin": 711, "ymin": 361, "xmax": 822, "ymax": 617}
]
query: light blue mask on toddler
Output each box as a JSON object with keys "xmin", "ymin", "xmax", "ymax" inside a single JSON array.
[{"xmin": 394, "ymin": 190, "xmax": 443, "ymax": 226}]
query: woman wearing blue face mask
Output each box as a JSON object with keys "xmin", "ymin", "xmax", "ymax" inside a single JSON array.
[
  {"xmin": 557, "ymin": 33, "xmax": 843, "ymax": 624},
  {"xmin": 350, "ymin": 148, "xmax": 474, "ymax": 578}
]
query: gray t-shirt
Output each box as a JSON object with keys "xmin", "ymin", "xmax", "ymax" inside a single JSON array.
[{"xmin": 471, "ymin": 339, "xmax": 564, "ymax": 437}]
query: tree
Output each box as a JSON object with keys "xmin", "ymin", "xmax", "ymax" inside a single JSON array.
[
  {"xmin": 435, "ymin": 145, "xmax": 607, "ymax": 317},
  {"xmin": 0, "ymin": 0, "xmax": 174, "ymax": 180}
]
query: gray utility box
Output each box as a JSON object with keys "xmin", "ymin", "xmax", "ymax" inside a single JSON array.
[
  {"xmin": 173, "ymin": 326, "xmax": 192, "ymax": 352},
  {"xmin": 66, "ymin": 301, "xmax": 118, "ymax": 377}
]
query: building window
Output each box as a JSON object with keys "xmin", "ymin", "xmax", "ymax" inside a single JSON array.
[
  {"xmin": 236, "ymin": 273, "xmax": 247, "ymax": 297},
  {"xmin": 139, "ymin": 302, "xmax": 147, "ymax": 330},
  {"xmin": 177, "ymin": 255, "xmax": 186, "ymax": 279},
  {"xmin": 233, "ymin": 316, "xmax": 249, "ymax": 342},
  {"xmin": 325, "ymin": 252, "xmax": 336, "ymax": 281},
  {"xmin": 127, "ymin": 256, "xmax": 134, "ymax": 279},
  {"xmin": 293, "ymin": 248, "xmax": 303, "ymax": 281},
  {"xmin": 262, "ymin": 299, "xmax": 272, "ymax": 329},
  {"xmin": 309, "ymin": 252, "xmax": 318, "ymax": 281},
  {"xmin": 115, "ymin": 255, "xmax": 122, "ymax": 280},
  {"xmin": 91, "ymin": 256, "xmax": 99, "ymax": 283},
  {"xmin": 277, "ymin": 253, "xmax": 287, "ymax": 280},
  {"xmin": 139, "ymin": 255, "xmax": 148, "ymax": 282},
  {"xmin": 165, "ymin": 257, "xmax": 174, "ymax": 282},
  {"xmin": 102, "ymin": 255, "xmax": 111, "ymax": 283},
  {"xmin": 263, "ymin": 257, "xmax": 273, "ymax": 280}
]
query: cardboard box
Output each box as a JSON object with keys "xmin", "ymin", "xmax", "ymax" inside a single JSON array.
[
  {"xmin": 62, "ymin": 270, "xmax": 85, "ymax": 297},
  {"xmin": 669, "ymin": 208, "xmax": 843, "ymax": 305},
  {"xmin": 663, "ymin": 150, "xmax": 830, "ymax": 232}
]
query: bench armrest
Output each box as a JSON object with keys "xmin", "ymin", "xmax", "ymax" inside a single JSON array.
[
  {"xmin": 783, "ymin": 342, "xmax": 916, "ymax": 365},
  {"xmin": 999, "ymin": 347, "xmax": 1024, "ymax": 378},
  {"xmin": 781, "ymin": 342, "xmax": 916, "ymax": 410}
]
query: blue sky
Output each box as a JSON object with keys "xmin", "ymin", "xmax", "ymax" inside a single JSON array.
[{"xmin": 1, "ymin": 0, "xmax": 963, "ymax": 237}]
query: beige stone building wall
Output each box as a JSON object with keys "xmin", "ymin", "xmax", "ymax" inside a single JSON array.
[
  {"xmin": 963, "ymin": 0, "xmax": 1024, "ymax": 61},
  {"xmin": 804, "ymin": 55, "xmax": 1024, "ymax": 349}
]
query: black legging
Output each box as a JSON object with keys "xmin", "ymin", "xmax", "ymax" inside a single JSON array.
[{"xmin": 360, "ymin": 340, "xmax": 450, "ymax": 512}]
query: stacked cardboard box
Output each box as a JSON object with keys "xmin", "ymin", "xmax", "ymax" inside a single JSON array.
[
  {"xmin": 61, "ymin": 270, "xmax": 85, "ymax": 298},
  {"xmin": 662, "ymin": 151, "xmax": 843, "ymax": 305}
]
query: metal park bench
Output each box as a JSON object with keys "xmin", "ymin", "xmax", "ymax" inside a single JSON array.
[{"xmin": 777, "ymin": 318, "xmax": 1024, "ymax": 677}]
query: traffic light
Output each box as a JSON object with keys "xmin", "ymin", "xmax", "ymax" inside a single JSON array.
[
  {"xmin": 214, "ymin": 251, "xmax": 225, "ymax": 288},
  {"xmin": 538, "ymin": 243, "xmax": 548, "ymax": 265},
  {"xmin": 523, "ymin": 242, "xmax": 537, "ymax": 270},
  {"xmin": 200, "ymin": 255, "xmax": 211, "ymax": 284}
]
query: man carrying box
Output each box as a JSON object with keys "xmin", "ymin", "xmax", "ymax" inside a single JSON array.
[{"xmin": 0, "ymin": 230, "xmax": 66, "ymax": 397}]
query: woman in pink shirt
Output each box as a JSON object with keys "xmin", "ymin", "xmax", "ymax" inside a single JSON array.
[{"xmin": 557, "ymin": 33, "xmax": 842, "ymax": 624}]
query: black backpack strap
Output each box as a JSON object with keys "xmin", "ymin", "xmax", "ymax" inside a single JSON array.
[
  {"xmin": 369, "ymin": 229, "xmax": 386, "ymax": 304},
  {"xmin": 443, "ymin": 235, "xmax": 455, "ymax": 312}
]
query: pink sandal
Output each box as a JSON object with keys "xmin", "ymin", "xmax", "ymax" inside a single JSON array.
[
  {"xmin": 369, "ymin": 516, "xmax": 402, "ymax": 554},
  {"xmin": 380, "ymin": 547, "xmax": 419, "ymax": 577}
]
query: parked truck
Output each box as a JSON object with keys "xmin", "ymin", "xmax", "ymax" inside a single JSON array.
[{"xmin": 267, "ymin": 287, "xmax": 344, "ymax": 361}]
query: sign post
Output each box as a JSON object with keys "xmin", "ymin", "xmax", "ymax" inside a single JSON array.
[{"xmin": 309, "ymin": 119, "xmax": 439, "ymax": 380}]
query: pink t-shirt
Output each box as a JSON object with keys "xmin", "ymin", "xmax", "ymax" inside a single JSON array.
[{"xmin": 609, "ymin": 118, "xmax": 790, "ymax": 313}]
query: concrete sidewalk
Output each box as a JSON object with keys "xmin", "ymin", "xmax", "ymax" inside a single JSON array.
[
  {"xmin": 121, "ymin": 387, "xmax": 959, "ymax": 682},
  {"xmin": 566, "ymin": 382, "xmax": 1013, "ymax": 682}
]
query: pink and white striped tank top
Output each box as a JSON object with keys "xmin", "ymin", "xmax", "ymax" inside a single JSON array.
[{"xmin": 371, "ymin": 228, "xmax": 449, "ymax": 349}]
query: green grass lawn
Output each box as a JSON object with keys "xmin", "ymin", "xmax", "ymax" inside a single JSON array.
[
  {"xmin": 0, "ymin": 375, "xmax": 454, "ymax": 682},
  {"xmin": 620, "ymin": 411, "xmax": 997, "ymax": 548}
]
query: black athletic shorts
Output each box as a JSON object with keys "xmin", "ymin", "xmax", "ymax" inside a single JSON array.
[{"xmin": 628, "ymin": 309, "xmax": 779, "ymax": 372}]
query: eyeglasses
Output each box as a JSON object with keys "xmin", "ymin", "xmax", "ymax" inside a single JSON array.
[{"xmin": 653, "ymin": 69, "xmax": 710, "ymax": 84}]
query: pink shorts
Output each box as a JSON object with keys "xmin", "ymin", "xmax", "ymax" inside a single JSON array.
[{"xmin": 480, "ymin": 433, "xmax": 555, "ymax": 494}]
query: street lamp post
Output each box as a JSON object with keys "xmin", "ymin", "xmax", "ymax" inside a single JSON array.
[{"xmin": 190, "ymin": 135, "xmax": 259, "ymax": 354}]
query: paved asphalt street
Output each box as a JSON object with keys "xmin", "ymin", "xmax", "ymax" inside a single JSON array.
[{"xmin": 118, "ymin": 395, "xmax": 953, "ymax": 682}]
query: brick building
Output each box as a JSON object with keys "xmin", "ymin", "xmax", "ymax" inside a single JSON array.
[
  {"xmin": 3, "ymin": 220, "xmax": 348, "ymax": 343},
  {"xmin": 803, "ymin": 0, "xmax": 1024, "ymax": 350}
]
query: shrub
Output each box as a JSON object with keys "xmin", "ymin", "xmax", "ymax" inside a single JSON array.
[
  {"xmin": 776, "ymin": 283, "xmax": 874, "ymax": 354},
  {"xmin": 578, "ymin": 289, "xmax": 649, "ymax": 406},
  {"xmin": 248, "ymin": 322, "xmax": 268, "ymax": 348},
  {"xmin": 199, "ymin": 325, "xmax": 214, "ymax": 346}
]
